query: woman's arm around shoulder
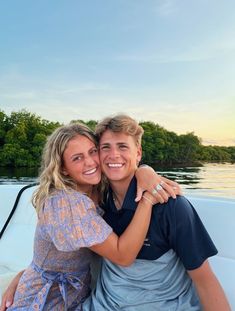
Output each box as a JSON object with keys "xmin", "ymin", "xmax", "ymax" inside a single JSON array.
[
  {"xmin": 90, "ymin": 192, "xmax": 157, "ymax": 266},
  {"xmin": 135, "ymin": 164, "xmax": 182, "ymax": 202}
]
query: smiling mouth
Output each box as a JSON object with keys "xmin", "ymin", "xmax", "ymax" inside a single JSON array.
[
  {"xmin": 83, "ymin": 167, "xmax": 98, "ymax": 175},
  {"xmin": 107, "ymin": 163, "xmax": 124, "ymax": 168}
]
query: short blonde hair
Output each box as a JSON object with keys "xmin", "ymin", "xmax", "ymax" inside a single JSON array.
[
  {"xmin": 95, "ymin": 114, "xmax": 144, "ymax": 146},
  {"xmin": 33, "ymin": 123, "xmax": 97, "ymax": 212}
]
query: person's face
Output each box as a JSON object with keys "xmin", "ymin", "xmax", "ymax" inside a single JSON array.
[
  {"xmin": 99, "ymin": 130, "xmax": 142, "ymax": 186},
  {"xmin": 62, "ymin": 134, "xmax": 101, "ymax": 191}
]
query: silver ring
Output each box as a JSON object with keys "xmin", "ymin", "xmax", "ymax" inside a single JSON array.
[
  {"xmin": 152, "ymin": 189, "xmax": 158, "ymax": 195},
  {"xmin": 155, "ymin": 183, "xmax": 163, "ymax": 191},
  {"xmin": 160, "ymin": 180, "xmax": 165, "ymax": 186}
]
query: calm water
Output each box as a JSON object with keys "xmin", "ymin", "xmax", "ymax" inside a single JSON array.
[
  {"xmin": 0, "ymin": 163, "xmax": 234, "ymax": 199},
  {"xmin": 157, "ymin": 163, "xmax": 235, "ymax": 199}
]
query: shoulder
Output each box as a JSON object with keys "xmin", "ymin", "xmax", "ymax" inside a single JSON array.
[
  {"xmin": 152, "ymin": 195, "xmax": 200, "ymax": 232},
  {"xmin": 49, "ymin": 188, "xmax": 92, "ymax": 203},
  {"xmin": 153, "ymin": 195, "xmax": 194, "ymax": 217},
  {"xmin": 44, "ymin": 189, "xmax": 95, "ymax": 214}
]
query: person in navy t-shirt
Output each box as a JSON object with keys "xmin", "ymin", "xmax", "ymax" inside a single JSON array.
[{"xmin": 82, "ymin": 114, "xmax": 231, "ymax": 311}]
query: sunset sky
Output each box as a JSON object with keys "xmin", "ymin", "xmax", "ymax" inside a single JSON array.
[{"xmin": 0, "ymin": 0, "xmax": 234, "ymax": 146}]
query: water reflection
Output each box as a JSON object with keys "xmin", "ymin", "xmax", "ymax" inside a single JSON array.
[
  {"xmin": 0, "ymin": 167, "xmax": 38, "ymax": 184},
  {"xmin": 0, "ymin": 163, "xmax": 235, "ymax": 198},
  {"xmin": 157, "ymin": 163, "xmax": 235, "ymax": 198},
  {"xmin": 157, "ymin": 166, "xmax": 202, "ymax": 185}
]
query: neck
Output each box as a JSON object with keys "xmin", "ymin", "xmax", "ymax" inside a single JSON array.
[
  {"xmin": 110, "ymin": 174, "xmax": 134, "ymax": 210},
  {"xmin": 77, "ymin": 184, "xmax": 94, "ymax": 198}
]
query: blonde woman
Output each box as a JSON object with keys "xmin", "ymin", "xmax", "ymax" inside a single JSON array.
[{"xmin": 2, "ymin": 122, "xmax": 178, "ymax": 311}]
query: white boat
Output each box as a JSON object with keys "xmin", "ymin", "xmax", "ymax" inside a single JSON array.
[{"xmin": 0, "ymin": 184, "xmax": 235, "ymax": 309}]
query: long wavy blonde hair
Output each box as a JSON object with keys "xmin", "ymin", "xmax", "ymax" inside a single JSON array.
[{"xmin": 32, "ymin": 122, "xmax": 98, "ymax": 213}]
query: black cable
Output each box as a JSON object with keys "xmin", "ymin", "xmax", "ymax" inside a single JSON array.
[{"xmin": 0, "ymin": 183, "xmax": 38, "ymax": 239}]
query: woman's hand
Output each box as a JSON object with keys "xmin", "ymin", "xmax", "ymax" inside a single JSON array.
[
  {"xmin": 0, "ymin": 271, "xmax": 23, "ymax": 311},
  {"xmin": 135, "ymin": 165, "xmax": 182, "ymax": 203},
  {"xmin": 142, "ymin": 190, "xmax": 160, "ymax": 206}
]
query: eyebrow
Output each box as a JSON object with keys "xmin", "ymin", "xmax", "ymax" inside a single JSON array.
[
  {"xmin": 70, "ymin": 153, "xmax": 83, "ymax": 159},
  {"xmin": 100, "ymin": 142, "xmax": 129, "ymax": 146}
]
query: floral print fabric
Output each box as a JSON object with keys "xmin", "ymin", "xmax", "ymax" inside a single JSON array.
[{"xmin": 8, "ymin": 189, "xmax": 112, "ymax": 310}]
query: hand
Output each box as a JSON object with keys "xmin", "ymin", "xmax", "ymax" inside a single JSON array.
[
  {"xmin": 161, "ymin": 176, "xmax": 182, "ymax": 196},
  {"xmin": 135, "ymin": 165, "xmax": 182, "ymax": 203},
  {"xmin": 0, "ymin": 271, "xmax": 23, "ymax": 311},
  {"xmin": 0, "ymin": 286, "xmax": 14, "ymax": 311},
  {"xmin": 142, "ymin": 191, "xmax": 159, "ymax": 206}
]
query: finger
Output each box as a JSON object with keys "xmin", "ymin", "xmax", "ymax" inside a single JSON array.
[
  {"xmin": 173, "ymin": 185, "xmax": 183, "ymax": 195},
  {"xmin": 0, "ymin": 299, "xmax": 7, "ymax": 311},
  {"xmin": 163, "ymin": 178, "xmax": 182, "ymax": 195},
  {"xmin": 150, "ymin": 191, "xmax": 165, "ymax": 204},
  {"xmin": 0, "ymin": 290, "xmax": 14, "ymax": 311},
  {"xmin": 135, "ymin": 187, "xmax": 144, "ymax": 202},
  {"xmin": 155, "ymin": 192, "xmax": 165, "ymax": 204},
  {"xmin": 160, "ymin": 181, "xmax": 176, "ymax": 199},
  {"xmin": 6, "ymin": 299, "xmax": 13, "ymax": 308},
  {"xmin": 151, "ymin": 185, "xmax": 169, "ymax": 202},
  {"xmin": 144, "ymin": 191, "xmax": 165, "ymax": 205},
  {"xmin": 0, "ymin": 297, "xmax": 13, "ymax": 311},
  {"xmin": 161, "ymin": 177, "xmax": 180, "ymax": 191},
  {"xmin": 0, "ymin": 296, "xmax": 6, "ymax": 311}
]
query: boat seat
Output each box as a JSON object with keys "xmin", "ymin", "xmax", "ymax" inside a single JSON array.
[
  {"xmin": 0, "ymin": 185, "xmax": 37, "ymax": 296},
  {"xmin": 189, "ymin": 195, "xmax": 235, "ymax": 310},
  {"xmin": 0, "ymin": 189, "xmax": 234, "ymax": 310}
]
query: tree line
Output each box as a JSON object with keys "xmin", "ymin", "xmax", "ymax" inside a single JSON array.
[{"xmin": 0, "ymin": 110, "xmax": 234, "ymax": 168}]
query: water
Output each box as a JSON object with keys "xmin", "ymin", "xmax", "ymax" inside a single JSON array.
[
  {"xmin": 157, "ymin": 163, "xmax": 235, "ymax": 199},
  {"xmin": 0, "ymin": 163, "xmax": 234, "ymax": 199}
]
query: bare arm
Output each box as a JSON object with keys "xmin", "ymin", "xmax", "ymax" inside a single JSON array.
[
  {"xmin": 135, "ymin": 165, "xmax": 182, "ymax": 202},
  {"xmin": 188, "ymin": 260, "xmax": 231, "ymax": 311},
  {"xmin": 90, "ymin": 191, "xmax": 156, "ymax": 266},
  {"xmin": 0, "ymin": 270, "xmax": 24, "ymax": 311}
]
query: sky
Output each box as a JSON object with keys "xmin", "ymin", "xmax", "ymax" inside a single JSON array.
[{"xmin": 0, "ymin": 0, "xmax": 235, "ymax": 146}]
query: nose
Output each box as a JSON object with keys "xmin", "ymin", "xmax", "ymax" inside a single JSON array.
[
  {"xmin": 84, "ymin": 155, "xmax": 96, "ymax": 166},
  {"xmin": 108, "ymin": 147, "xmax": 120, "ymax": 159}
]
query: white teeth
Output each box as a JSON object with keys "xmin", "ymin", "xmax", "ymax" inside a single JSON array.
[
  {"xmin": 108, "ymin": 163, "xmax": 123, "ymax": 168},
  {"xmin": 84, "ymin": 168, "xmax": 97, "ymax": 175}
]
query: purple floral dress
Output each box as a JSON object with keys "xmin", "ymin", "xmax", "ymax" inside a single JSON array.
[{"xmin": 8, "ymin": 189, "xmax": 112, "ymax": 310}]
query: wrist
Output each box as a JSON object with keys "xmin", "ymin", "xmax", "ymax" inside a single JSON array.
[{"xmin": 142, "ymin": 194, "xmax": 154, "ymax": 206}]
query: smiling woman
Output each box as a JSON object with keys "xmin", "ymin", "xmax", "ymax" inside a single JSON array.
[
  {"xmin": 62, "ymin": 134, "xmax": 101, "ymax": 193},
  {"xmin": 2, "ymin": 122, "xmax": 162, "ymax": 311}
]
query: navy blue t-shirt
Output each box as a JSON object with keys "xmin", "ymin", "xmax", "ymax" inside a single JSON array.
[{"xmin": 102, "ymin": 177, "xmax": 218, "ymax": 270}]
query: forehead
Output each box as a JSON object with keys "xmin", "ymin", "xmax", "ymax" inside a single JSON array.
[
  {"xmin": 99, "ymin": 130, "xmax": 136, "ymax": 145},
  {"xmin": 66, "ymin": 134, "xmax": 95, "ymax": 151}
]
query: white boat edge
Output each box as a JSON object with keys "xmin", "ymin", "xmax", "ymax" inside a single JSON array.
[{"xmin": 0, "ymin": 184, "xmax": 235, "ymax": 309}]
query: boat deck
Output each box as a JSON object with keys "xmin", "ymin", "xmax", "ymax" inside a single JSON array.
[{"xmin": 0, "ymin": 185, "xmax": 235, "ymax": 309}]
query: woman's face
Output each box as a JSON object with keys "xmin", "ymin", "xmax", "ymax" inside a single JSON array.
[{"xmin": 62, "ymin": 134, "xmax": 101, "ymax": 191}]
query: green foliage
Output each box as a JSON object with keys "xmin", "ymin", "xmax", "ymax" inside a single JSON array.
[
  {"xmin": 70, "ymin": 119, "xmax": 98, "ymax": 131},
  {"xmin": 0, "ymin": 109, "xmax": 234, "ymax": 167},
  {"xmin": 140, "ymin": 122, "xmax": 201, "ymax": 166},
  {"xmin": 0, "ymin": 110, "xmax": 7, "ymax": 147},
  {"xmin": 0, "ymin": 110, "xmax": 61, "ymax": 167}
]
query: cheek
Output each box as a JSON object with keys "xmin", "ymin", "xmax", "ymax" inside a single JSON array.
[
  {"xmin": 98, "ymin": 151, "xmax": 105, "ymax": 161},
  {"xmin": 94, "ymin": 154, "xmax": 100, "ymax": 164}
]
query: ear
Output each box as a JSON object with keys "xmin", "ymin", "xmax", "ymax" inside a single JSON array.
[
  {"xmin": 61, "ymin": 167, "xmax": 69, "ymax": 176},
  {"xmin": 136, "ymin": 145, "xmax": 142, "ymax": 164}
]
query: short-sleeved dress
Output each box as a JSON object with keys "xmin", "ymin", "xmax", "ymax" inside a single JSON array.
[{"xmin": 8, "ymin": 189, "xmax": 113, "ymax": 311}]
